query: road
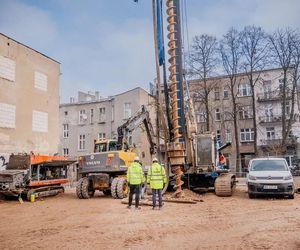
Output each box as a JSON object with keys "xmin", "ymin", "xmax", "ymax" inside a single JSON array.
[{"xmin": 0, "ymin": 185, "xmax": 300, "ymax": 250}]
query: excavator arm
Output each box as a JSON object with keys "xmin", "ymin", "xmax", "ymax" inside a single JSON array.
[{"xmin": 117, "ymin": 105, "xmax": 157, "ymax": 155}]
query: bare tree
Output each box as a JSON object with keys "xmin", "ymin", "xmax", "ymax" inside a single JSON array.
[
  {"xmin": 269, "ymin": 28, "xmax": 299, "ymax": 150},
  {"xmin": 240, "ymin": 25, "xmax": 269, "ymax": 156},
  {"xmin": 219, "ymin": 28, "xmax": 242, "ymax": 172},
  {"xmin": 188, "ymin": 34, "xmax": 218, "ymax": 131}
]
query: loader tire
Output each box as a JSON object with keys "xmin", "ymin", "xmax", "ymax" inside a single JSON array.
[
  {"xmin": 76, "ymin": 178, "xmax": 84, "ymax": 199},
  {"xmin": 116, "ymin": 178, "xmax": 128, "ymax": 199},
  {"xmin": 81, "ymin": 177, "xmax": 93, "ymax": 199},
  {"xmin": 111, "ymin": 178, "xmax": 118, "ymax": 199}
]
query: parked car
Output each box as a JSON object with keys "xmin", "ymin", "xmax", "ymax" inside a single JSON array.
[{"xmin": 247, "ymin": 158, "xmax": 294, "ymax": 199}]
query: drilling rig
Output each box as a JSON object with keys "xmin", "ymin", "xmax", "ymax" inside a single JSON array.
[{"xmin": 152, "ymin": 0, "xmax": 236, "ymax": 197}]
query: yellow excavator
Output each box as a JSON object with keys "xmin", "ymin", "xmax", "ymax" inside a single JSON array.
[{"xmin": 76, "ymin": 105, "xmax": 156, "ymax": 199}]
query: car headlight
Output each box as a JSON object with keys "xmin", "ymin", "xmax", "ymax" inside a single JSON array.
[
  {"xmin": 284, "ymin": 174, "xmax": 293, "ymax": 180},
  {"xmin": 248, "ymin": 174, "xmax": 256, "ymax": 180}
]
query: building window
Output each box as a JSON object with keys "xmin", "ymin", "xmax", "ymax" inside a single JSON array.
[
  {"xmin": 98, "ymin": 133, "xmax": 106, "ymax": 140},
  {"xmin": 0, "ymin": 102, "xmax": 16, "ymax": 128},
  {"xmin": 238, "ymin": 83, "xmax": 252, "ymax": 97},
  {"xmin": 223, "ymin": 86, "xmax": 229, "ymax": 99},
  {"xmin": 124, "ymin": 103, "xmax": 132, "ymax": 119},
  {"xmin": 240, "ymin": 128, "xmax": 254, "ymax": 142},
  {"xmin": 216, "ymin": 130, "xmax": 221, "ymax": 141},
  {"xmin": 214, "ymin": 87, "xmax": 220, "ymax": 100},
  {"xmin": 78, "ymin": 134, "xmax": 86, "ymax": 150},
  {"xmin": 263, "ymin": 81, "xmax": 272, "ymax": 98},
  {"xmin": 226, "ymin": 129, "xmax": 232, "ymax": 142},
  {"xmin": 111, "ymin": 131, "xmax": 117, "ymax": 139},
  {"xmin": 63, "ymin": 124, "xmax": 69, "ymax": 138},
  {"xmin": 285, "ymin": 101, "xmax": 291, "ymax": 115},
  {"xmin": 266, "ymin": 127, "xmax": 275, "ymax": 140},
  {"xmin": 90, "ymin": 109, "xmax": 94, "ymax": 123},
  {"xmin": 239, "ymin": 106, "xmax": 253, "ymax": 119},
  {"xmin": 0, "ymin": 56, "xmax": 15, "ymax": 82},
  {"xmin": 34, "ymin": 71, "xmax": 48, "ymax": 91},
  {"xmin": 215, "ymin": 108, "xmax": 221, "ymax": 121},
  {"xmin": 63, "ymin": 148, "xmax": 69, "ymax": 156},
  {"xmin": 32, "ymin": 111, "xmax": 48, "ymax": 132},
  {"xmin": 79, "ymin": 110, "xmax": 87, "ymax": 124},
  {"xmin": 196, "ymin": 112, "xmax": 206, "ymax": 123},
  {"xmin": 264, "ymin": 104, "xmax": 273, "ymax": 122},
  {"xmin": 99, "ymin": 107, "xmax": 106, "ymax": 122}
]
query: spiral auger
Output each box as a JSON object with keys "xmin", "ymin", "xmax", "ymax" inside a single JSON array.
[{"xmin": 166, "ymin": 0, "xmax": 185, "ymax": 198}]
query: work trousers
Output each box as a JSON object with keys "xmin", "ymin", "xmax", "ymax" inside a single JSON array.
[
  {"xmin": 152, "ymin": 189, "xmax": 162, "ymax": 208},
  {"xmin": 128, "ymin": 184, "xmax": 141, "ymax": 208}
]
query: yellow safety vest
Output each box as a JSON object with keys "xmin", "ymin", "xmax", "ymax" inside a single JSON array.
[
  {"xmin": 127, "ymin": 162, "xmax": 145, "ymax": 185},
  {"xmin": 147, "ymin": 162, "xmax": 167, "ymax": 189}
]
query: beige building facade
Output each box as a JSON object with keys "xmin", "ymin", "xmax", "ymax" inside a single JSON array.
[
  {"xmin": 190, "ymin": 67, "xmax": 300, "ymax": 174},
  {"xmin": 59, "ymin": 87, "xmax": 156, "ymax": 165},
  {"xmin": 0, "ymin": 33, "xmax": 60, "ymax": 168}
]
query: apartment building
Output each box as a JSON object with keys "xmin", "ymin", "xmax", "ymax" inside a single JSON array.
[
  {"xmin": 0, "ymin": 33, "xmax": 60, "ymax": 168},
  {"xmin": 59, "ymin": 87, "xmax": 155, "ymax": 165},
  {"xmin": 189, "ymin": 67, "xmax": 300, "ymax": 173}
]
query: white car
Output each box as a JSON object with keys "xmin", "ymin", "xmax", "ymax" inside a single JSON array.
[{"xmin": 247, "ymin": 158, "xmax": 294, "ymax": 199}]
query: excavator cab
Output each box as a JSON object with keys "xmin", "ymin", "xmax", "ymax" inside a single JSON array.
[{"xmin": 94, "ymin": 139, "xmax": 120, "ymax": 153}]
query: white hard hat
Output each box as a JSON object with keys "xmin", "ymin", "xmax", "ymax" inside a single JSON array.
[
  {"xmin": 152, "ymin": 157, "xmax": 158, "ymax": 162},
  {"xmin": 134, "ymin": 156, "xmax": 140, "ymax": 162}
]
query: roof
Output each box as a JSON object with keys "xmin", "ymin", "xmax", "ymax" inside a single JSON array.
[
  {"xmin": 112, "ymin": 87, "xmax": 149, "ymax": 97},
  {"xmin": 60, "ymin": 97, "xmax": 113, "ymax": 107},
  {"xmin": 0, "ymin": 33, "xmax": 60, "ymax": 64},
  {"xmin": 189, "ymin": 66, "xmax": 295, "ymax": 84},
  {"xmin": 60, "ymin": 87, "xmax": 151, "ymax": 107}
]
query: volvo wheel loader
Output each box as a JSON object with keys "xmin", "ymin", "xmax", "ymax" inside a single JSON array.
[{"xmin": 76, "ymin": 105, "xmax": 156, "ymax": 199}]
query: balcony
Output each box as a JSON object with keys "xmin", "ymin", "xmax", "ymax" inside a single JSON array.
[
  {"xmin": 259, "ymin": 115, "xmax": 281, "ymax": 124},
  {"xmin": 257, "ymin": 90, "xmax": 292, "ymax": 102},
  {"xmin": 259, "ymin": 114, "xmax": 299, "ymax": 124}
]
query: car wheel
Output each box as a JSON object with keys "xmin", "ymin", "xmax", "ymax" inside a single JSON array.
[
  {"xmin": 288, "ymin": 194, "xmax": 294, "ymax": 199},
  {"xmin": 248, "ymin": 193, "xmax": 256, "ymax": 199}
]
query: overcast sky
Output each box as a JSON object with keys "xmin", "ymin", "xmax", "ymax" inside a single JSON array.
[{"xmin": 1, "ymin": 0, "xmax": 300, "ymax": 103}]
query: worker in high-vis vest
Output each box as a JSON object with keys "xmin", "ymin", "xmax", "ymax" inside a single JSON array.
[
  {"xmin": 127, "ymin": 156, "xmax": 145, "ymax": 210},
  {"xmin": 147, "ymin": 157, "xmax": 167, "ymax": 210}
]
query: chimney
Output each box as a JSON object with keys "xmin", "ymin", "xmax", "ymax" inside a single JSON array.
[{"xmin": 95, "ymin": 91, "xmax": 100, "ymax": 100}]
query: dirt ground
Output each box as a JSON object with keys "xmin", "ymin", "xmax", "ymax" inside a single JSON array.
[{"xmin": 1, "ymin": 182, "xmax": 300, "ymax": 250}]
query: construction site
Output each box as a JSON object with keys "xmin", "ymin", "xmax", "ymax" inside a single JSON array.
[
  {"xmin": 0, "ymin": 183, "xmax": 299, "ymax": 249},
  {"xmin": 1, "ymin": 0, "xmax": 300, "ymax": 249}
]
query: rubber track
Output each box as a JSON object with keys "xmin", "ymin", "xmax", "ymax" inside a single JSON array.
[{"xmin": 215, "ymin": 173, "xmax": 236, "ymax": 197}]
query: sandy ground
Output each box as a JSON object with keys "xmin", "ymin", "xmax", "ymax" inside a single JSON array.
[{"xmin": 1, "ymin": 180, "xmax": 300, "ymax": 250}]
